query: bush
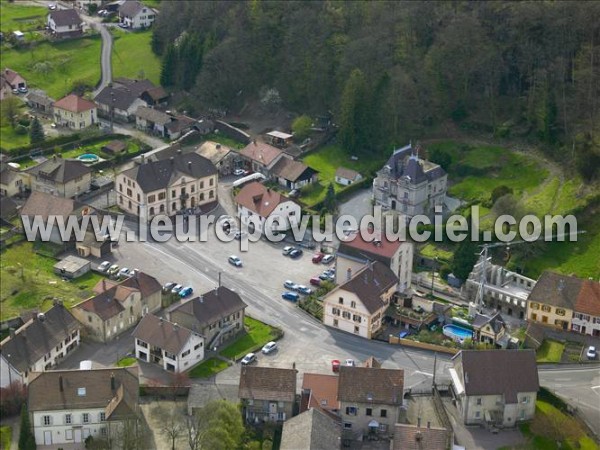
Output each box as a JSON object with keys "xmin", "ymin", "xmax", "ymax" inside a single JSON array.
[
  {"xmin": 15, "ymin": 124, "xmax": 28, "ymax": 135},
  {"xmin": 18, "ymin": 117, "xmax": 31, "ymax": 127},
  {"xmin": 439, "ymin": 263, "xmax": 451, "ymax": 280},
  {"xmin": 292, "ymin": 115, "xmax": 312, "ymax": 141}
]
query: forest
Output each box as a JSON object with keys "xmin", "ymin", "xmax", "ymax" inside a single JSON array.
[{"xmin": 152, "ymin": 1, "xmax": 600, "ymax": 180}]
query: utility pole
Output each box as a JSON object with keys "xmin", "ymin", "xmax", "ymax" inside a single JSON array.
[
  {"xmin": 218, "ymin": 271, "xmax": 221, "ymax": 287},
  {"xmin": 432, "ymin": 352, "xmax": 437, "ymax": 388}
]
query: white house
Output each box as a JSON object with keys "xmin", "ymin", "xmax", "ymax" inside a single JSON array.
[
  {"xmin": 118, "ymin": 1, "xmax": 156, "ymax": 29},
  {"xmin": 47, "ymin": 9, "xmax": 84, "ymax": 38},
  {"xmin": 234, "ymin": 181, "xmax": 301, "ymax": 234},
  {"xmin": 322, "ymin": 262, "xmax": 398, "ymax": 340},
  {"xmin": 449, "ymin": 350, "xmax": 539, "ymax": 427},
  {"xmin": 132, "ymin": 314, "xmax": 205, "ymax": 373},
  {"xmin": 335, "ymin": 167, "xmax": 363, "ymax": 186},
  {"xmin": 28, "ymin": 367, "xmax": 139, "ymax": 447},
  {"xmin": 0, "ymin": 303, "xmax": 80, "ymax": 388}
]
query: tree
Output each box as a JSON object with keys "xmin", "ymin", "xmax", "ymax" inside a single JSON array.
[
  {"xmin": 154, "ymin": 406, "xmax": 184, "ymax": 450},
  {"xmin": 87, "ymin": 3, "xmax": 98, "ymax": 15},
  {"xmin": 29, "ymin": 116, "xmax": 45, "ymax": 144},
  {"xmin": 291, "ymin": 115, "xmax": 312, "ymax": 141},
  {"xmin": 19, "ymin": 404, "xmax": 36, "ymax": 450},
  {"xmin": 491, "ymin": 185, "xmax": 513, "ymax": 205},
  {"xmin": 323, "ymin": 183, "xmax": 337, "ymax": 214},
  {"xmin": 451, "ymin": 236, "xmax": 479, "ymax": 280},
  {"xmin": 0, "ymin": 381, "xmax": 27, "ymax": 417},
  {"xmin": 339, "ymin": 69, "xmax": 369, "ymax": 154},
  {"xmin": 1, "ymin": 96, "xmax": 20, "ymax": 129},
  {"xmin": 160, "ymin": 44, "xmax": 178, "ymax": 87},
  {"xmin": 428, "ymin": 148, "xmax": 452, "ymax": 171},
  {"xmin": 185, "ymin": 400, "xmax": 244, "ymax": 450}
]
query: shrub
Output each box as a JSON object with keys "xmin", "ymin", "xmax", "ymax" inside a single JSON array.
[{"xmin": 15, "ymin": 124, "xmax": 28, "ymax": 135}]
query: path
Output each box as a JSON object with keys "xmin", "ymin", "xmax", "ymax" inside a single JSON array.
[{"xmin": 91, "ymin": 21, "xmax": 113, "ymax": 97}]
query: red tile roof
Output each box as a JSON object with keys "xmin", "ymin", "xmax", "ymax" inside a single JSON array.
[
  {"xmin": 53, "ymin": 94, "xmax": 96, "ymax": 113},
  {"xmin": 234, "ymin": 181, "xmax": 296, "ymax": 218},
  {"xmin": 301, "ymin": 373, "xmax": 340, "ymax": 413},
  {"xmin": 339, "ymin": 231, "xmax": 402, "ymax": 259},
  {"xmin": 240, "ymin": 141, "xmax": 283, "ymax": 166},
  {"xmin": 575, "ymin": 279, "xmax": 600, "ymax": 316}
]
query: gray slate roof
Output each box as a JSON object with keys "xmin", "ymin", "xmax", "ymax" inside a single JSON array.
[
  {"xmin": 94, "ymin": 85, "xmax": 143, "ymax": 111},
  {"xmin": 121, "ymin": 152, "xmax": 217, "ymax": 193},
  {"xmin": 335, "ymin": 262, "xmax": 398, "ymax": 314},
  {"xmin": 133, "ymin": 314, "xmax": 197, "ymax": 355},
  {"xmin": 472, "ymin": 312, "xmax": 505, "ymax": 333},
  {"xmin": 239, "ymin": 366, "xmax": 297, "ymax": 402},
  {"xmin": 27, "ymin": 157, "xmax": 91, "ymax": 184},
  {"xmin": 135, "ymin": 105, "xmax": 172, "ymax": 125},
  {"xmin": 527, "ymin": 271, "xmax": 585, "ymax": 311},
  {"xmin": 49, "ymin": 9, "xmax": 82, "ymax": 27},
  {"xmin": 170, "ymin": 286, "xmax": 247, "ymax": 328},
  {"xmin": 338, "ymin": 366, "xmax": 404, "ymax": 405},
  {"xmin": 456, "ymin": 350, "xmax": 539, "ymax": 403},
  {"xmin": 1, "ymin": 303, "xmax": 79, "ymax": 373},
  {"xmin": 118, "ymin": 0, "xmax": 146, "ymax": 18},
  {"xmin": 381, "ymin": 144, "xmax": 446, "ymax": 183},
  {"xmin": 280, "ymin": 408, "xmax": 341, "ymax": 450}
]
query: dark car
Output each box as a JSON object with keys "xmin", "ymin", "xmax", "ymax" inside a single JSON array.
[
  {"xmin": 281, "ymin": 291, "xmax": 300, "ymax": 302},
  {"xmin": 312, "ymin": 253, "xmax": 324, "ymax": 263},
  {"xmin": 289, "ymin": 249, "xmax": 303, "ymax": 259},
  {"xmin": 310, "ymin": 277, "xmax": 321, "ymax": 287}
]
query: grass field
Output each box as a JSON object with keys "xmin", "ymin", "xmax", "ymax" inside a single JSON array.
[
  {"xmin": 111, "ymin": 30, "xmax": 161, "ymax": 85},
  {"xmin": 116, "ymin": 357, "xmax": 137, "ymax": 367},
  {"xmin": 536, "ymin": 339, "xmax": 565, "ymax": 363},
  {"xmin": 188, "ymin": 357, "xmax": 230, "ymax": 378},
  {"xmin": 219, "ymin": 316, "xmax": 279, "ymax": 360},
  {"xmin": 0, "ymin": 36, "xmax": 102, "ymax": 99},
  {"xmin": 0, "ymin": 97, "xmax": 30, "ymax": 151},
  {"xmin": 513, "ymin": 400, "xmax": 599, "ymax": 450},
  {"xmin": 59, "ymin": 137, "xmax": 141, "ymax": 160},
  {"xmin": 0, "ymin": 2, "xmax": 47, "ymax": 36},
  {"xmin": 419, "ymin": 243, "xmax": 454, "ymax": 263},
  {"xmin": 301, "ymin": 145, "xmax": 383, "ymax": 205},
  {"xmin": 0, "ymin": 242, "xmax": 103, "ymax": 320},
  {"xmin": 0, "ymin": 425, "xmax": 11, "ymax": 450}
]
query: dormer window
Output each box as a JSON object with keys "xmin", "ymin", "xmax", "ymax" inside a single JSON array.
[{"xmin": 78, "ymin": 387, "xmax": 86, "ymax": 396}]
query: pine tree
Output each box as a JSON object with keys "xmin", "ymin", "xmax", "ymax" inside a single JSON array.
[
  {"xmin": 19, "ymin": 403, "xmax": 35, "ymax": 450},
  {"xmin": 324, "ymin": 183, "xmax": 337, "ymax": 214},
  {"xmin": 339, "ymin": 69, "xmax": 368, "ymax": 154},
  {"xmin": 29, "ymin": 116, "xmax": 45, "ymax": 144},
  {"xmin": 160, "ymin": 44, "xmax": 177, "ymax": 87}
]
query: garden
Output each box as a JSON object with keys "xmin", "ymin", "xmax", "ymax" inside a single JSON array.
[
  {"xmin": 188, "ymin": 357, "xmax": 230, "ymax": 379},
  {"xmin": 219, "ymin": 316, "xmax": 282, "ymax": 361},
  {"xmin": 111, "ymin": 30, "xmax": 161, "ymax": 85}
]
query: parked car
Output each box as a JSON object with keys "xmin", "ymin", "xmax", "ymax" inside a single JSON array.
[
  {"xmin": 587, "ymin": 346, "xmax": 597, "ymax": 360},
  {"xmin": 48, "ymin": 3, "xmax": 56, "ymax": 10},
  {"xmin": 319, "ymin": 273, "xmax": 331, "ymax": 281},
  {"xmin": 283, "ymin": 280, "xmax": 298, "ymax": 290},
  {"xmin": 179, "ymin": 287, "xmax": 193, "ymax": 298},
  {"xmin": 309, "ymin": 277, "xmax": 321, "ymax": 287},
  {"xmin": 296, "ymin": 285, "xmax": 312, "ymax": 295},
  {"xmin": 228, "ymin": 255, "xmax": 243, "ymax": 267},
  {"xmin": 331, "ymin": 359, "xmax": 341, "ymax": 373},
  {"xmin": 281, "ymin": 291, "xmax": 300, "ymax": 302},
  {"xmin": 289, "ymin": 249, "xmax": 303, "ymax": 259},
  {"xmin": 171, "ymin": 284, "xmax": 183, "ymax": 294},
  {"xmin": 261, "ymin": 341, "xmax": 278, "ymax": 354},
  {"xmin": 128, "ymin": 268, "xmax": 139, "ymax": 278},
  {"xmin": 233, "ymin": 168, "xmax": 245, "ymax": 176},
  {"xmin": 163, "ymin": 282, "xmax": 176, "ymax": 292},
  {"xmin": 107, "ymin": 264, "xmax": 119, "ymax": 275},
  {"xmin": 282, "ymin": 246, "xmax": 295, "ymax": 256},
  {"xmin": 98, "ymin": 261, "xmax": 111, "ymax": 272},
  {"xmin": 312, "ymin": 253, "xmax": 324, "ymax": 263},
  {"xmin": 398, "ymin": 330, "xmax": 411, "ymax": 339},
  {"xmin": 241, "ymin": 353, "xmax": 256, "ymax": 365},
  {"xmin": 118, "ymin": 267, "xmax": 131, "ymax": 278},
  {"xmin": 118, "ymin": 22, "xmax": 128, "ymax": 29},
  {"xmin": 289, "ymin": 189, "xmax": 300, "ymax": 199},
  {"xmin": 18, "ymin": 86, "xmax": 28, "ymax": 94},
  {"xmin": 345, "ymin": 359, "xmax": 355, "ymax": 367},
  {"xmin": 322, "ymin": 254, "xmax": 335, "ymax": 264}
]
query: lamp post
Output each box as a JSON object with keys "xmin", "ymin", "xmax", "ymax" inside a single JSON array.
[{"xmin": 430, "ymin": 257, "xmax": 438, "ymax": 297}]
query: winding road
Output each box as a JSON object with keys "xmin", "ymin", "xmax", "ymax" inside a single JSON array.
[{"xmin": 91, "ymin": 20, "xmax": 113, "ymax": 97}]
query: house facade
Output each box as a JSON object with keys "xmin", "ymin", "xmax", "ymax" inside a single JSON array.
[
  {"xmin": 472, "ymin": 313, "xmax": 506, "ymax": 346},
  {"xmin": 335, "ymin": 167, "xmax": 362, "ymax": 186},
  {"xmin": 527, "ymin": 271, "xmax": 600, "ymax": 336},
  {"xmin": 322, "ymin": 262, "xmax": 398, "ymax": 339},
  {"xmin": 119, "ymin": 1, "xmax": 156, "ymax": 29},
  {"xmin": 0, "ymin": 166, "xmax": 25, "ymax": 197},
  {"xmin": 239, "ymin": 366, "xmax": 297, "ymax": 423},
  {"xmin": 71, "ymin": 273, "xmax": 162, "ymax": 342},
  {"xmin": 133, "ymin": 314, "xmax": 204, "ymax": 372},
  {"xmin": 47, "ymin": 9, "xmax": 84, "ymax": 38},
  {"xmin": 235, "ymin": 181, "xmax": 301, "ymax": 234},
  {"xmin": 135, "ymin": 106, "xmax": 173, "ymax": 137},
  {"xmin": 449, "ymin": 350, "xmax": 539, "ymax": 427},
  {"xmin": 53, "ymin": 94, "xmax": 97, "ymax": 130},
  {"xmin": 28, "ymin": 367, "xmax": 139, "ymax": 447},
  {"xmin": 116, "ymin": 153, "xmax": 218, "ymax": 220},
  {"xmin": 337, "ymin": 231, "xmax": 413, "ymax": 293},
  {"xmin": 338, "ymin": 366, "xmax": 404, "ymax": 437},
  {"xmin": 270, "ymin": 158, "xmax": 318, "ymax": 190},
  {"xmin": 168, "ymin": 286, "xmax": 247, "ymax": 350},
  {"xmin": 25, "ymin": 156, "xmax": 92, "ymax": 198},
  {"xmin": 195, "ymin": 141, "xmax": 240, "ymax": 176},
  {"xmin": 2, "ymin": 68, "xmax": 27, "ymax": 91},
  {"xmin": 0, "ymin": 303, "xmax": 80, "ymax": 388},
  {"xmin": 373, "ymin": 144, "xmax": 447, "ymax": 220},
  {"xmin": 239, "ymin": 141, "xmax": 286, "ymax": 176}
]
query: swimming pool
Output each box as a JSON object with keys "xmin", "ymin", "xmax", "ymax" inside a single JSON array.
[
  {"xmin": 77, "ymin": 153, "xmax": 99, "ymax": 163},
  {"xmin": 443, "ymin": 324, "xmax": 473, "ymax": 342}
]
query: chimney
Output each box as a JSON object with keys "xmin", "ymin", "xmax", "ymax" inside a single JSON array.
[
  {"xmin": 170, "ymin": 156, "xmax": 175, "ymax": 165},
  {"xmin": 110, "ymin": 372, "xmax": 115, "ymax": 390},
  {"xmin": 415, "ymin": 431, "xmax": 422, "ymax": 442},
  {"xmin": 159, "ymin": 317, "xmax": 164, "ymax": 325},
  {"xmin": 141, "ymin": 155, "xmax": 145, "ymax": 164},
  {"xmin": 417, "ymin": 417, "xmax": 421, "ymax": 427},
  {"xmin": 214, "ymin": 286, "xmax": 218, "ymax": 295},
  {"xmin": 173, "ymin": 323, "xmax": 179, "ymax": 331},
  {"xmin": 346, "ymin": 268, "xmax": 352, "ymax": 281},
  {"xmin": 558, "ymin": 279, "xmax": 565, "ymax": 291},
  {"xmin": 59, "ymin": 375, "xmax": 63, "ymax": 392},
  {"xmin": 8, "ymin": 328, "xmax": 15, "ymax": 339},
  {"xmin": 427, "ymin": 421, "xmax": 431, "ymax": 429},
  {"xmin": 253, "ymin": 139, "xmax": 257, "ymax": 146},
  {"xmin": 188, "ymin": 161, "xmax": 192, "ymax": 170},
  {"xmin": 199, "ymin": 295, "xmax": 203, "ymax": 303},
  {"xmin": 177, "ymin": 149, "xmax": 182, "ymax": 154},
  {"xmin": 292, "ymin": 362, "xmax": 296, "ymax": 370}
]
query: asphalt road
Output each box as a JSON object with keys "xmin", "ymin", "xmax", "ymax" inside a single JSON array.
[{"xmin": 91, "ymin": 22, "xmax": 113, "ymax": 97}]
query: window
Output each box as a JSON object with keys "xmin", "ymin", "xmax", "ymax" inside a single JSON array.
[
  {"xmin": 353, "ymin": 314, "xmax": 362, "ymax": 323},
  {"xmin": 82, "ymin": 413, "xmax": 89, "ymax": 424},
  {"xmin": 354, "ymin": 326, "xmax": 359, "ymax": 334},
  {"xmin": 342, "ymin": 311, "xmax": 351, "ymax": 319},
  {"xmin": 531, "ymin": 313, "xmax": 537, "ymax": 321},
  {"xmin": 65, "ymin": 414, "xmax": 72, "ymax": 424},
  {"xmin": 182, "ymin": 350, "xmax": 191, "ymax": 357},
  {"xmin": 521, "ymin": 396, "xmax": 529, "ymax": 404},
  {"xmin": 345, "ymin": 406, "xmax": 357, "ymax": 416},
  {"xmin": 148, "ymin": 194, "xmax": 156, "ymax": 203},
  {"xmin": 350, "ymin": 301, "xmax": 356, "ymax": 308},
  {"xmin": 529, "ymin": 302, "xmax": 539, "ymax": 310},
  {"xmin": 475, "ymin": 411, "xmax": 481, "ymax": 418},
  {"xmin": 379, "ymin": 424, "xmax": 387, "ymax": 432},
  {"xmin": 343, "ymin": 423, "xmax": 352, "ymax": 429},
  {"xmin": 172, "ymin": 190, "xmax": 176, "ymax": 197},
  {"xmin": 43, "ymin": 415, "xmax": 51, "ymax": 426},
  {"xmin": 88, "ymin": 316, "xmax": 93, "ymax": 323},
  {"xmin": 476, "ymin": 398, "xmax": 482, "ymax": 406},
  {"xmin": 99, "ymin": 412, "xmax": 106, "ymax": 421},
  {"xmin": 380, "ymin": 409, "xmax": 387, "ymax": 418},
  {"xmin": 78, "ymin": 387, "xmax": 86, "ymax": 396},
  {"xmin": 210, "ymin": 178, "xmax": 214, "ymax": 186},
  {"xmin": 209, "ymin": 190, "xmax": 214, "ymax": 198},
  {"xmin": 541, "ymin": 305, "xmax": 551, "ymax": 312},
  {"xmin": 520, "ymin": 410, "xmax": 525, "ymax": 419},
  {"xmin": 200, "ymin": 181, "xmax": 204, "ymax": 189},
  {"xmin": 127, "ymin": 188, "xmax": 132, "ymax": 197},
  {"xmin": 194, "ymin": 343, "xmax": 202, "ymax": 350},
  {"xmin": 158, "ymin": 192, "xmax": 166, "ymax": 200},
  {"xmin": 338, "ymin": 297, "xmax": 344, "ymax": 305},
  {"xmin": 119, "ymin": 183, "xmax": 123, "ymax": 192},
  {"xmin": 366, "ymin": 408, "xmax": 372, "ymax": 416},
  {"xmin": 333, "ymin": 319, "xmax": 339, "ymax": 327},
  {"xmin": 191, "ymin": 185, "xmax": 195, "ymax": 193},
  {"xmin": 556, "ymin": 308, "xmax": 566, "ymax": 316},
  {"xmin": 100, "ymin": 427, "xmax": 107, "ymax": 437}
]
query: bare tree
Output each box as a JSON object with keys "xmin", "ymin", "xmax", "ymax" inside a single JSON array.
[{"xmin": 153, "ymin": 405, "xmax": 184, "ymax": 450}]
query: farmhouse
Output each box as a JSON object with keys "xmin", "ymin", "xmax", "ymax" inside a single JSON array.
[
  {"xmin": 239, "ymin": 141, "xmax": 287, "ymax": 177},
  {"xmin": 335, "ymin": 167, "xmax": 362, "ymax": 186},
  {"xmin": 25, "ymin": 156, "xmax": 92, "ymax": 198},
  {"xmin": 53, "ymin": 94, "xmax": 97, "ymax": 130},
  {"xmin": 195, "ymin": 141, "xmax": 239, "ymax": 175},
  {"xmin": 47, "ymin": 9, "xmax": 84, "ymax": 38},
  {"xmin": 118, "ymin": 1, "xmax": 156, "ymax": 29},
  {"xmin": 270, "ymin": 157, "xmax": 318, "ymax": 190}
]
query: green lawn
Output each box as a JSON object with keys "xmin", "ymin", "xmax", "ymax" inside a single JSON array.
[
  {"xmin": 59, "ymin": 137, "xmax": 141, "ymax": 160},
  {"xmin": 536, "ymin": 339, "xmax": 565, "ymax": 363},
  {"xmin": 0, "ymin": 242, "xmax": 103, "ymax": 320},
  {"xmin": 188, "ymin": 357, "xmax": 230, "ymax": 378},
  {"xmin": 514, "ymin": 400, "xmax": 599, "ymax": 450},
  {"xmin": 219, "ymin": 316, "xmax": 280, "ymax": 360},
  {"xmin": 419, "ymin": 243, "xmax": 454, "ymax": 262},
  {"xmin": 0, "ymin": 36, "xmax": 102, "ymax": 98},
  {"xmin": 203, "ymin": 133, "xmax": 246, "ymax": 150},
  {"xmin": 0, "ymin": 425, "xmax": 11, "ymax": 450},
  {"xmin": 301, "ymin": 145, "xmax": 383, "ymax": 206},
  {"xmin": 0, "ymin": 123, "xmax": 30, "ymax": 151},
  {"xmin": 116, "ymin": 357, "xmax": 137, "ymax": 367},
  {"xmin": 0, "ymin": 2, "xmax": 47, "ymax": 36},
  {"xmin": 111, "ymin": 30, "xmax": 161, "ymax": 85}
]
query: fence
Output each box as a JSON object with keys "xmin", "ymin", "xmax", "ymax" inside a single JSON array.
[{"xmin": 388, "ymin": 334, "xmax": 459, "ymax": 355}]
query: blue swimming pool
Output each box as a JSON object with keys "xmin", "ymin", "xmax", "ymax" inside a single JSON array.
[
  {"xmin": 443, "ymin": 324, "xmax": 473, "ymax": 342},
  {"xmin": 77, "ymin": 153, "xmax": 99, "ymax": 163}
]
